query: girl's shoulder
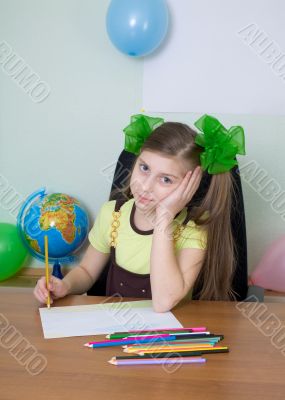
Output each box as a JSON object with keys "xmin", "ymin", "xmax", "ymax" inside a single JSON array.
[
  {"xmin": 99, "ymin": 199, "xmax": 116, "ymax": 213},
  {"xmin": 175, "ymin": 208, "xmax": 209, "ymax": 227},
  {"xmin": 174, "ymin": 208, "xmax": 208, "ymax": 250}
]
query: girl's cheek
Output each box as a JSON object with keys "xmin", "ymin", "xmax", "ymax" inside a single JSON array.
[
  {"xmin": 154, "ymin": 188, "xmax": 170, "ymax": 202},
  {"xmin": 130, "ymin": 176, "xmax": 142, "ymax": 194},
  {"xmin": 160, "ymin": 185, "xmax": 178, "ymax": 199}
]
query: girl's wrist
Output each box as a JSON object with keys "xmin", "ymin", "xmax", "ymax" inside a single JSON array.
[
  {"xmin": 154, "ymin": 213, "xmax": 174, "ymax": 236},
  {"xmin": 155, "ymin": 209, "xmax": 174, "ymax": 226},
  {"xmin": 62, "ymin": 277, "xmax": 72, "ymax": 296}
]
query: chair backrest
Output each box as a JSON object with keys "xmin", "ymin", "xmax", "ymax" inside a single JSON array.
[{"xmin": 87, "ymin": 150, "xmax": 248, "ymax": 300}]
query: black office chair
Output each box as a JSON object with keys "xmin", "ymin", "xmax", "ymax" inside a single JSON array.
[{"xmin": 87, "ymin": 149, "xmax": 264, "ymax": 302}]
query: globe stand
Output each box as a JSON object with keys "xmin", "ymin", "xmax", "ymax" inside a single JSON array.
[{"xmin": 52, "ymin": 261, "xmax": 64, "ymax": 280}]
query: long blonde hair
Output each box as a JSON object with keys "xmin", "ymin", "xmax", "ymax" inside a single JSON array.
[{"xmin": 111, "ymin": 122, "xmax": 238, "ymax": 300}]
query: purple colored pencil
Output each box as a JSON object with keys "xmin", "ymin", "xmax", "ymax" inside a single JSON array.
[{"xmin": 108, "ymin": 356, "xmax": 206, "ymax": 366}]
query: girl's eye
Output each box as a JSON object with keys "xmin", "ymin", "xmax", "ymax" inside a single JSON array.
[
  {"xmin": 139, "ymin": 163, "xmax": 148, "ymax": 172},
  {"xmin": 161, "ymin": 176, "xmax": 172, "ymax": 184}
]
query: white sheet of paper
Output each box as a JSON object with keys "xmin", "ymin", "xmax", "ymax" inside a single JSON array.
[{"xmin": 39, "ymin": 300, "xmax": 183, "ymax": 339}]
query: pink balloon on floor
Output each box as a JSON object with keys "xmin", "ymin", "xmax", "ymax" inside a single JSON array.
[{"xmin": 251, "ymin": 236, "xmax": 285, "ymax": 293}]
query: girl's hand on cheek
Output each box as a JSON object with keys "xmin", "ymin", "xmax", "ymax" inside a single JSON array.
[{"xmin": 155, "ymin": 166, "xmax": 203, "ymax": 223}]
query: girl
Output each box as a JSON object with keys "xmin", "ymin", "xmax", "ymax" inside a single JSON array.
[{"xmin": 34, "ymin": 114, "xmax": 245, "ymax": 312}]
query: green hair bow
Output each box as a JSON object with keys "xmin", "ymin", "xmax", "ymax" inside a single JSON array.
[
  {"xmin": 194, "ymin": 114, "xmax": 246, "ymax": 174},
  {"xmin": 123, "ymin": 114, "xmax": 164, "ymax": 155}
]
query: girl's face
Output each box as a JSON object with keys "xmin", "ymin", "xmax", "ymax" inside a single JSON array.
[{"xmin": 130, "ymin": 150, "xmax": 192, "ymax": 212}]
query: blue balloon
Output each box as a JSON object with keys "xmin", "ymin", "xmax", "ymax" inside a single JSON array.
[{"xmin": 106, "ymin": 0, "xmax": 169, "ymax": 57}]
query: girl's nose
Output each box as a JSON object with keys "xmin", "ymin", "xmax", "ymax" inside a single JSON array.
[{"xmin": 142, "ymin": 176, "xmax": 154, "ymax": 193}]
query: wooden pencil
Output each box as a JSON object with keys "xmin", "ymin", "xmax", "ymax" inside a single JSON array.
[
  {"xmin": 108, "ymin": 356, "xmax": 206, "ymax": 366},
  {"xmin": 44, "ymin": 235, "xmax": 50, "ymax": 309},
  {"xmin": 125, "ymin": 346, "xmax": 229, "ymax": 355}
]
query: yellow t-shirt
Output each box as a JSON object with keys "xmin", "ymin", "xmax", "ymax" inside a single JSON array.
[{"xmin": 88, "ymin": 198, "xmax": 207, "ymax": 276}]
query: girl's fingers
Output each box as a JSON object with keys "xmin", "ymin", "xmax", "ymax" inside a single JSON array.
[
  {"xmin": 177, "ymin": 171, "xmax": 192, "ymax": 195},
  {"xmin": 36, "ymin": 288, "xmax": 47, "ymax": 304},
  {"xmin": 36, "ymin": 279, "xmax": 46, "ymax": 294},
  {"xmin": 182, "ymin": 167, "xmax": 199, "ymax": 187},
  {"xmin": 184, "ymin": 167, "xmax": 202, "ymax": 198},
  {"xmin": 35, "ymin": 278, "xmax": 49, "ymax": 299},
  {"xmin": 38, "ymin": 277, "xmax": 48, "ymax": 291},
  {"xmin": 47, "ymin": 280, "xmax": 54, "ymax": 291},
  {"xmin": 34, "ymin": 276, "xmax": 56, "ymax": 305},
  {"xmin": 187, "ymin": 166, "xmax": 202, "ymax": 188},
  {"xmin": 49, "ymin": 275, "xmax": 61, "ymax": 291},
  {"xmin": 37, "ymin": 286, "xmax": 54, "ymax": 304}
]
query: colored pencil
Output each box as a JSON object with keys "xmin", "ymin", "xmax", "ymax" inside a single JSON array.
[
  {"xmin": 123, "ymin": 344, "xmax": 214, "ymax": 353},
  {"xmin": 123, "ymin": 342, "xmax": 214, "ymax": 350},
  {"xmin": 106, "ymin": 331, "xmax": 210, "ymax": 339},
  {"xmin": 124, "ymin": 347, "xmax": 214, "ymax": 354},
  {"xmin": 106, "ymin": 327, "xmax": 206, "ymax": 339},
  {"xmin": 114, "ymin": 351, "xmax": 204, "ymax": 359},
  {"xmin": 121, "ymin": 333, "xmax": 211, "ymax": 341},
  {"xmin": 108, "ymin": 356, "xmax": 206, "ymax": 366},
  {"xmin": 115, "ymin": 348, "xmax": 229, "ymax": 359},
  {"xmin": 85, "ymin": 336, "xmax": 177, "ymax": 348},
  {"xmin": 126, "ymin": 327, "xmax": 206, "ymax": 333},
  {"xmin": 115, "ymin": 331, "xmax": 211, "ymax": 339},
  {"xmin": 122, "ymin": 334, "xmax": 173, "ymax": 340},
  {"xmin": 126, "ymin": 346, "xmax": 229, "ymax": 355},
  {"xmin": 44, "ymin": 235, "xmax": 50, "ymax": 309}
]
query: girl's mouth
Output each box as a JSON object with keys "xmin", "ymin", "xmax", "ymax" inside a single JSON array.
[{"xmin": 138, "ymin": 195, "xmax": 152, "ymax": 203}]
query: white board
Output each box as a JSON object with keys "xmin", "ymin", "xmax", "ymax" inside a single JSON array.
[{"xmin": 143, "ymin": 0, "xmax": 285, "ymax": 115}]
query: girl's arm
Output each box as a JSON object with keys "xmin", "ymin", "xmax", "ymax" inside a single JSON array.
[
  {"xmin": 34, "ymin": 244, "xmax": 110, "ymax": 304},
  {"xmin": 150, "ymin": 218, "xmax": 205, "ymax": 313},
  {"xmin": 150, "ymin": 166, "xmax": 204, "ymax": 312},
  {"xmin": 63, "ymin": 245, "xmax": 110, "ymax": 295}
]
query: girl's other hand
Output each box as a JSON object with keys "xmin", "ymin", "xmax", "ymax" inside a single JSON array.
[{"xmin": 156, "ymin": 166, "xmax": 203, "ymax": 222}]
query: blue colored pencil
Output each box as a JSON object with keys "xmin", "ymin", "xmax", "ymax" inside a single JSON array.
[{"xmin": 85, "ymin": 335, "xmax": 177, "ymax": 348}]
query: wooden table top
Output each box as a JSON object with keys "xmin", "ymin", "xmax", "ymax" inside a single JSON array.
[{"xmin": 0, "ymin": 287, "xmax": 284, "ymax": 400}]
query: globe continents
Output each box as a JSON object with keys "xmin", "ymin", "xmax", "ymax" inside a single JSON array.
[{"xmin": 17, "ymin": 189, "xmax": 89, "ymax": 263}]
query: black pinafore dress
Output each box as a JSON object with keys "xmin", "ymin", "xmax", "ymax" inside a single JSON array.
[{"xmin": 105, "ymin": 198, "xmax": 190, "ymax": 299}]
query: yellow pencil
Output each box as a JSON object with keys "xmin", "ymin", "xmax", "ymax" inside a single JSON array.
[
  {"xmin": 123, "ymin": 345, "xmax": 214, "ymax": 354},
  {"xmin": 123, "ymin": 343, "xmax": 213, "ymax": 351},
  {"xmin": 44, "ymin": 235, "xmax": 51, "ymax": 308}
]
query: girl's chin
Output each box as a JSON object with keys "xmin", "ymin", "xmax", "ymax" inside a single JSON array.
[{"xmin": 135, "ymin": 200, "xmax": 149, "ymax": 208}]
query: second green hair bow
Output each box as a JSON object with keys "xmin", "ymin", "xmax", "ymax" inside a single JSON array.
[{"xmin": 194, "ymin": 115, "xmax": 246, "ymax": 174}]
